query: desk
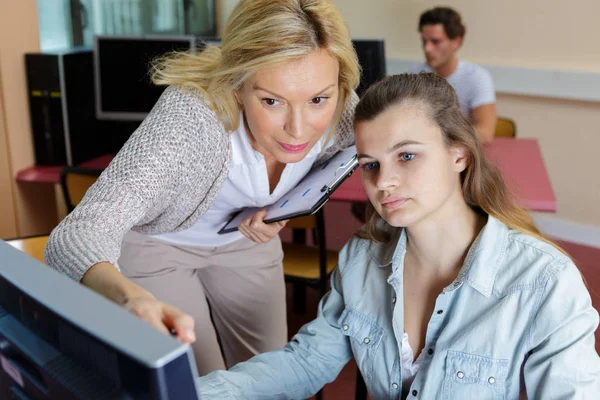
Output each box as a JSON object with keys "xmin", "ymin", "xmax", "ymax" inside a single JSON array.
[
  {"xmin": 16, "ymin": 154, "xmax": 114, "ymax": 184},
  {"xmin": 330, "ymin": 138, "xmax": 557, "ymax": 212},
  {"xmin": 5, "ymin": 236, "xmax": 49, "ymax": 263}
]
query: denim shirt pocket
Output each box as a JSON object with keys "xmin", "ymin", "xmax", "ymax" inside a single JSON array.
[
  {"xmin": 338, "ymin": 308, "xmax": 384, "ymax": 381},
  {"xmin": 442, "ymin": 350, "xmax": 509, "ymax": 400}
]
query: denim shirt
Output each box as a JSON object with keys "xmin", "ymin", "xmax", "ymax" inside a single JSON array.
[{"xmin": 197, "ymin": 216, "xmax": 600, "ymax": 399}]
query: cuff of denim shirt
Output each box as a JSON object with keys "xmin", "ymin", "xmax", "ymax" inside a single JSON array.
[{"xmin": 196, "ymin": 373, "xmax": 237, "ymax": 399}]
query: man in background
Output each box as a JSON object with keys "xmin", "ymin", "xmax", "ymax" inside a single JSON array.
[{"xmin": 411, "ymin": 7, "xmax": 497, "ymax": 142}]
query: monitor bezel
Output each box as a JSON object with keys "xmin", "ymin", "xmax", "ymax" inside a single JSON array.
[{"xmin": 94, "ymin": 34, "xmax": 197, "ymax": 122}]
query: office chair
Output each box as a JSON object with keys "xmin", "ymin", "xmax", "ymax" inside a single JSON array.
[
  {"xmin": 495, "ymin": 117, "xmax": 516, "ymax": 138},
  {"xmin": 60, "ymin": 166, "xmax": 103, "ymax": 212}
]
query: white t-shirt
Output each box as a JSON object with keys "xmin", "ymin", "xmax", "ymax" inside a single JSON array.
[
  {"xmin": 410, "ymin": 60, "xmax": 496, "ymax": 119},
  {"xmin": 153, "ymin": 115, "xmax": 326, "ymax": 247}
]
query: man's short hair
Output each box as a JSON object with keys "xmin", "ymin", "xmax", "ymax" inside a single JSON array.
[{"xmin": 418, "ymin": 7, "xmax": 466, "ymax": 40}]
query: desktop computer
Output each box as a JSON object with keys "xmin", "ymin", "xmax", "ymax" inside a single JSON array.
[
  {"xmin": 25, "ymin": 49, "xmax": 141, "ymax": 167},
  {"xmin": 0, "ymin": 240, "xmax": 200, "ymax": 399},
  {"xmin": 25, "ymin": 49, "xmax": 111, "ymax": 166}
]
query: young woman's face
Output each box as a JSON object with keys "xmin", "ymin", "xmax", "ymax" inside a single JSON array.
[
  {"xmin": 236, "ymin": 49, "xmax": 340, "ymax": 163},
  {"xmin": 355, "ymin": 104, "xmax": 468, "ymax": 228}
]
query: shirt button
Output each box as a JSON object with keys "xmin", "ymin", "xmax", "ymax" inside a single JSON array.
[
  {"xmin": 392, "ymin": 296, "xmax": 397, "ymax": 304},
  {"xmin": 392, "ymin": 383, "xmax": 398, "ymax": 389},
  {"xmin": 427, "ymin": 348, "xmax": 434, "ymax": 355},
  {"xmin": 342, "ymin": 324, "xmax": 349, "ymax": 331},
  {"xmin": 436, "ymin": 310, "xmax": 443, "ymax": 314},
  {"xmin": 488, "ymin": 377, "xmax": 496, "ymax": 384},
  {"xmin": 454, "ymin": 281, "xmax": 460, "ymax": 287},
  {"xmin": 457, "ymin": 371, "xmax": 464, "ymax": 379},
  {"xmin": 363, "ymin": 337, "xmax": 371, "ymax": 344},
  {"xmin": 412, "ymin": 389, "xmax": 418, "ymax": 396}
]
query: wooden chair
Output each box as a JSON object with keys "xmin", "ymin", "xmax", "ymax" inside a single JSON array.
[
  {"xmin": 60, "ymin": 166, "xmax": 103, "ymax": 212},
  {"xmin": 495, "ymin": 117, "xmax": 516, "ymax": 138},
  {"xmin": 5, "ymin": 235, "xmax": 50, "ymax": 263},
  {"xmin": 283, "ymin": 209, "xmax": 338, "ymax": 314}
]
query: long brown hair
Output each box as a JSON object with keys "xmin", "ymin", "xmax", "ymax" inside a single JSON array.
[{"xmin": 354, "ymin": 73, "xmax": 563, "ymax": 254}]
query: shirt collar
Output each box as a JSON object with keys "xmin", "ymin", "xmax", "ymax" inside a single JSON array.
[
  {"xmin": 369, "ymin": 215, "xmax": 508, "ymax": 298},
  {"xmin": 456, "ymin": 215, "xmax": 507, "ymax": 297}
]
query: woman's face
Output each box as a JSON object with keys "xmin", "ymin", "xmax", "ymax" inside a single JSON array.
[
  {"xmin": 355, "ymin": 104, "xmax": 468, "ymax": 229},
  {"xmin": 236, "ymin": 49, "xmax": 340, "ymax": 163}
]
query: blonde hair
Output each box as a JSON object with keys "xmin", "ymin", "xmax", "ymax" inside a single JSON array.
[
  {"xmin": 354, "ymin": 73, "xmax": 566, "ymax": 255},
  {"xmin": 151, "ymin": 0, "xmax": 360, "ymax": 132}
]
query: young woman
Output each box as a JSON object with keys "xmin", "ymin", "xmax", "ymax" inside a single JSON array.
[
  {"xmin": 195, "ymin": 73, "xmax": 600, "ymax": 399},
  {"xmin": 44, "ymin": 0, "xmax": 360, "ymax": 375}
]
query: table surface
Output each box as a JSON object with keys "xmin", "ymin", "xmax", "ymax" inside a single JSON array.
[
  {"xmin": 5, "ymin": 236, "xmax": 49, "ymax": 263},
  {"xmin": 330, "ymin": 138, "xmax": 557, "ymax": 212}
]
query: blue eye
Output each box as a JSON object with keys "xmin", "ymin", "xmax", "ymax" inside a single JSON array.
[
  {"xmin": 360, "ymin": 161, "xmax": 379, "ymax": 171},
  {"xmin": 400, "ymin": 153, "xmax": 416, "ymax": 161}
]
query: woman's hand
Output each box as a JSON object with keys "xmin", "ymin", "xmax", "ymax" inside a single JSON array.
[
  {"xmin": 123, "ymin": 293, "xmax": 196, "ymax": 343},
  {"xmin": 81, "ymin": 262, "xmax": 195, "ymax": 343},
  {"xmin": 238, "ymin": 209, "xmax": 288, "ymax": 243}
]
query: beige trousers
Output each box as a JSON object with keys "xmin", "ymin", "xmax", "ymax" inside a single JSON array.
[{"xmin": 118, "ymin": 231, "xmax": 288, "ymax": 375}]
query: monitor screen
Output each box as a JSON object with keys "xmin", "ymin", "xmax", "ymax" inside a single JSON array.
[
  {"xmin": 0, "ymin": 240, "xmax": 200, "ymax": 400},
  {"xmin": 352, "ymin": 39, "xmax": 386, "ymax": 97},
  {"xmin": 94, "ymin": 35, "xmax": 206, "ymax": 121}
]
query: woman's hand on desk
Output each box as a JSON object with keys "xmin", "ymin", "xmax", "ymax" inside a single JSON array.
[
  {"xmin": 81, "ymin": 262, "xmax": 196, "ymax": 343},
  {"xmin": 123, "ymin": 295, "xmax": 196, "ymax": 343},
  {"xmin": 239, "ymin": 209, "xmax": 288, "ymax": 243}
]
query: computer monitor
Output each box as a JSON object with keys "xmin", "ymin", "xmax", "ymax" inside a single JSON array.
[
  {"xmin": 0, "ymin": 240, "xmax": 199, "ymax": 399},
  {"xmin": 352, "ymin": 39, "xmax": 386, "ymax": 97},
  {"xmin": 94, "ymin": 35, "xmax": 216, "ymax": 121}
]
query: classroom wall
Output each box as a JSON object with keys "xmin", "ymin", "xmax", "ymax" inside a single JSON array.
[
  {"xmin": 338, "ymin": 0, "xmax": 600, "ymax": 71},
  {"xmin": 335, "ymin": 0, "xmax": 600, "ymax": 230},
  {"xmin": 0, "ymin": 85, "xmax": 18, "ymax": 238},
  {"xmin": 0, "ymin": 0, "xmax": 58, "ymax": 239}
]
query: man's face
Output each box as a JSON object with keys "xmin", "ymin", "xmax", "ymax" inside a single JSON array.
[{"xmin": 420, "ymin": 24, "xmax": 462, "ymax": 70}]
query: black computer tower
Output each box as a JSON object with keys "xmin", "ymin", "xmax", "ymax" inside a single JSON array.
[{"xmin": 25, "ymin": 49, "xmax": 110, "ymax": 166}]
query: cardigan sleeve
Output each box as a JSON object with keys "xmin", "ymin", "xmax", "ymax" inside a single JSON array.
[{"xmin": 44, "ymin": 86, "xmax": 230, "ymax": 282}]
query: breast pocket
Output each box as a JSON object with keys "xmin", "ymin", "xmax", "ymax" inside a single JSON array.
[
  {"xmin": 442, "ymin": 350, "xmax": 508, "ymax": 400},
  {"xmin": 338, "ymin": 308, "xmax": 384, "ymax": 381}
]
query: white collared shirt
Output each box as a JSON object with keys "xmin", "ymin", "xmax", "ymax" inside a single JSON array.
[{"xmin": 153, "ymin": 116, "xmax": 326, "ymax": 247}]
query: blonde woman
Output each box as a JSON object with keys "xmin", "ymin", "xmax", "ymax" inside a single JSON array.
[
  {"xmin": 196, "ymin": 74, "xmax": 599, "ymax": 398},
  {"xmin": 45, "ymin": 0, "xmax": 359, "ymax": 375}
]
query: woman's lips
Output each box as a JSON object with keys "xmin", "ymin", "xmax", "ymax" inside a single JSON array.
[
  {"xmin": 381, "ymin": 197, "xmax": 410, "ymax": 210},
  {"xmin": 278, "ymin": 142, "xmax": 309, "ymax": 153}
]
